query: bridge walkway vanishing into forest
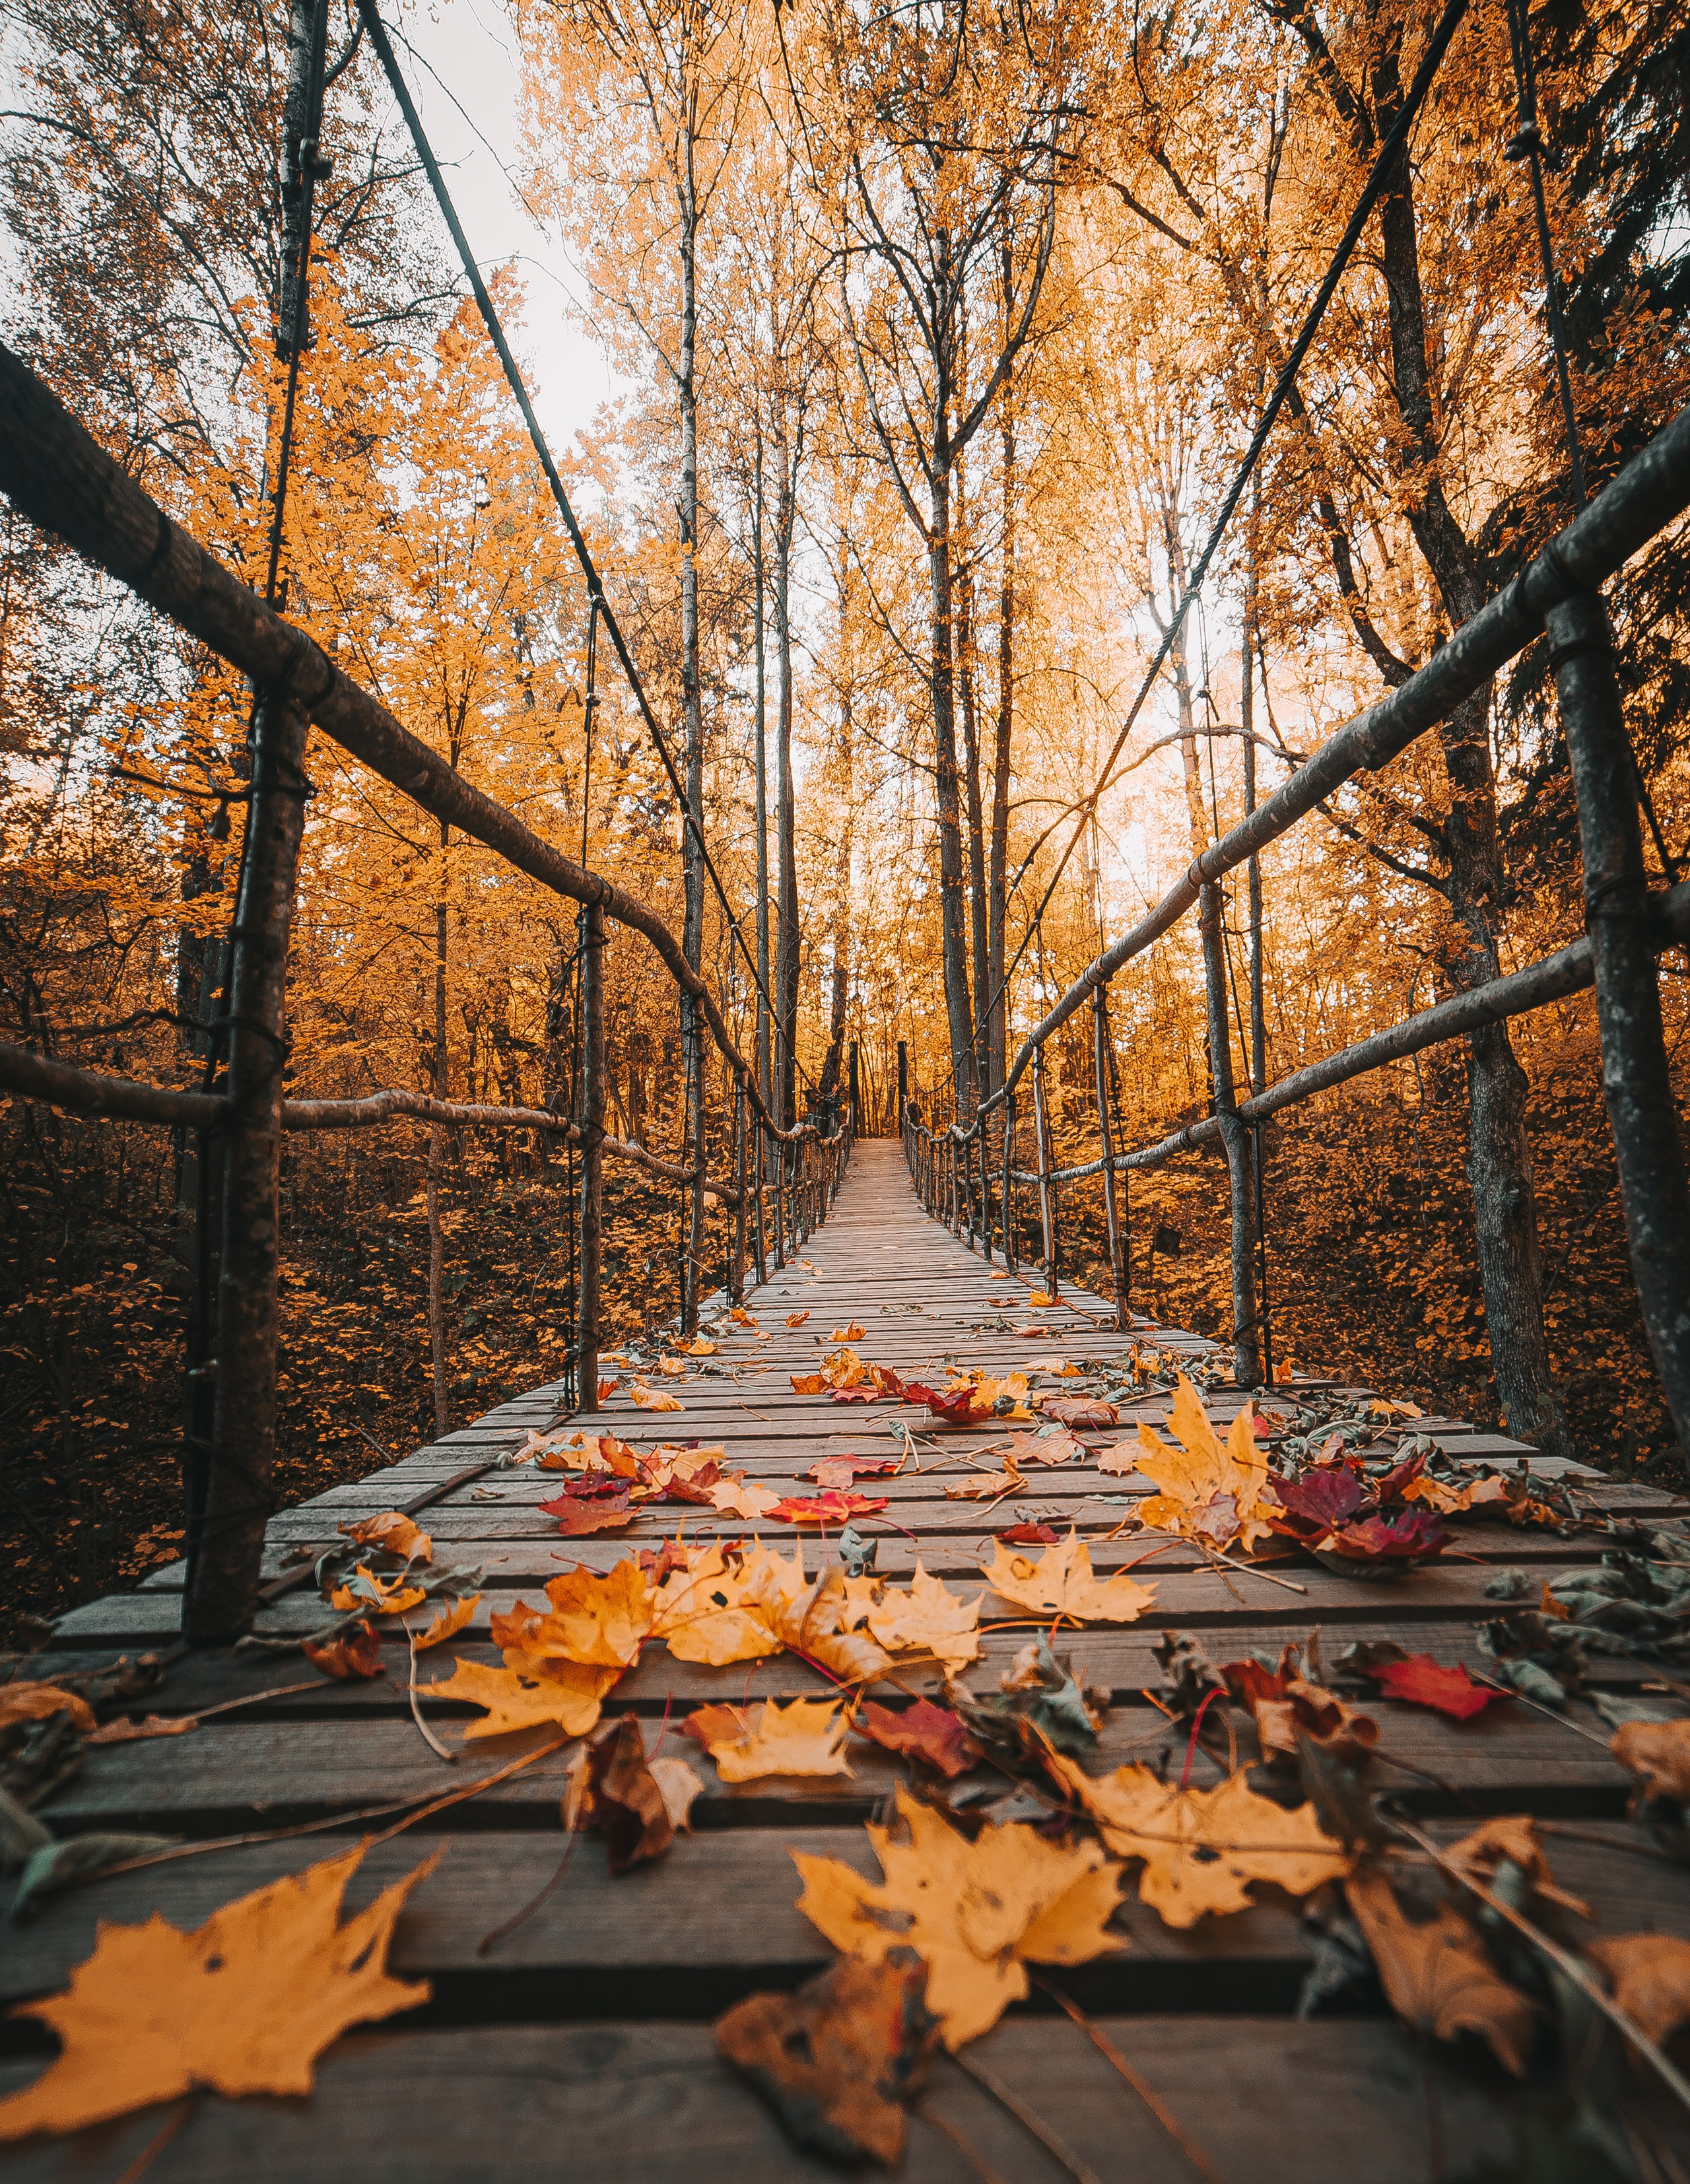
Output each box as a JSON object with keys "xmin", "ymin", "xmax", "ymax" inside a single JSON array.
[{"xmin": 11, "ymin": 1139, "xmax": 1690, "ymax": 2181}]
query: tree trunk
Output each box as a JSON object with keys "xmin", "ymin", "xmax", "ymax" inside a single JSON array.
[
  {"xmin": 426, "ymin": 847, "xmax": 450, "ymax": 1437},
  {"xmin": 926, "ymin": 455, "xmax": 976, "ymax": 1110},
  {"xmin": 988, "ymin": 383, "xmax": 1015, "ymax": 1096},
  {"xmin": 753, "ymin": 434, "xmax": 772, "ymax": 1145},
  {"xmin": 957, "ymin": 549, "xmax": 990, "ymax": 1104},
  {"xmin": 773, "ymin": 442, "xmax": 799, "ymax": 1130}
]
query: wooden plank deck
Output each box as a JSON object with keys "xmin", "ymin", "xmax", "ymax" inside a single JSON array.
[{"xmin": 7, "ymin": 1138, "xmax": 1690, "ymax": 2179}]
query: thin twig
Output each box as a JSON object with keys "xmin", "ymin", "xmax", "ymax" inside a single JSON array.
[
  {"xmin": 407, "ymin": 1627, "xmax": 457, "ymax": 1763},
  {"xmin": 1397, "ymin": 1818, "xmax": 1690, "ymax": 2120},
  {"xmin": 478, "ymin": 1825, "xmax": 581, "ymax": 1955},
  {"xmin": 953, "ymin": 2049, "xmax": 1104, "ymax": 2184},
  {"xmin": 1538, "ymin": 1821, "xmax": 1682, "ymax": 1864},
  {"xmin": 1033, "ymin": 1978, "xmax": 1227, "ymax": 2184},
  {"xmin": 112, "ymin": 2097, "xmax": 194, "ymax": 2184},
  {"xmin": 1205, "ymin": 1546, "xmax": 1308, "ymax": 1595},
  {"xmin": 920, "ymin": 2101, "xmax": 1010, "ymax": 2184},
  {"xmin": 1466, "ymin": 1670, "xmax": 1616, "ymax": 1748}
]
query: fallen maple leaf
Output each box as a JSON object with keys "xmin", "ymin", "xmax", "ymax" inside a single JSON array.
[
  {"xmin": 508, "ymin": 1561, "xmax": 654, "ymax": 1667},
  {"xmin": 596, "ymin": 1376, "xmax": 619, "ymax": 1402},
  {"xmin": 1263, "ymin": 1468, "xmax": 1363, "ymax": 1541},
  {"xmin": 1345, "ymin": 1864, "xmax": 1536, "ymax": 2074},
  {"xmin": 1050, "ymin": 1755, "xmax": 1350, "ymax": 1927},
  {"xmin": 983, "ymin": 1532, "xmax": 1157, "ymax": 1623},
  {"xmin": 566, "ymin": 1713, "xmax": 677, "ymax": 1873},
  {"xmin": 1370, "ymin": 1656, "xmax": 1506, "ymax": 1721},
  {"xmin": 630, "ymin": 1379, "xmax": 685, "ymax": 1412},
  {"xmin": 681, "ymin": 1337, "xmax": 717, "ymax": 1355},
  {"xmin": 854, "ymin": 1699, "xmax": 980, "ymax": 1778},
  {"xmin": 1028, "ymin": 1289, "xmax": 1056, "ymax": 1307},
  {"xmin": 652, "ymin": 1546, "xmax": 783, "ymax": 1666},
  {"xmin": 708, "ymin": 1476, "xmax": 784, "ymax": 1522},
  {"xmin": 1042, "ymin": 1398, "xmax": 1120, "ymax": 1432},
  {"xmin": 1588, "ymin": 1932, "xmax": 1690, "ymax": 2045},
  {"xmin": 865, "ymin": 1559, "xmax": 982, "ymax": 1672},
  {"xmin": 0, "ymin": 1683, "xmax": 96, "ymax": 1735},
  {"xmin": 411, "ymin": 1595, "xmax": 479, "ymax": 1651},
  {"xmin": 830, "ymin": 1385, "xmax": 886, "ymax": 1405},
  {"xmin": 794, "ymin": 1783, "xmax": 1123, "ymax": 2047},
  {"xmin": 302, "ymin": 1621, "xmax": 383, "ymax": 1680},
  {"xmin": 1134, "ymin": 1378, "xmax": 1278, "ymax": 1551},
  {"xmin": 1020, "ymin": 1426, "xmax": 1087, "ymax": 1465},
  {"xmin": 432, "ymin": 1656, "xmax": 622, "ymax": 1739},
  {"xmin": 328, "ymin": 1563, "xmax": 426, "ymax": 1616},
  {"xmin": 83, "ymin": 1715, "xmax": 197, "ymax": 1746},
  {"xmin": 996, "ymin": 1521, "xmax": 1060, "ymax": 1544},
  {"xmin": 541, "ymin": 1489, "xmax": 638, "ymax": 1536},
  {"xmin": 0, "ymin": 1844, "xmax": 438, "ymax": 2140},
  {"xmin": 1444, "ymin": 1815, "xmax": 1590, "ymax": 1917},
  {"xmin": 830, "ymin": 1322, "xmax": 867, "ymax": 1341},
  {"xmin": 791, "ymin": 1371, "xmax": 827, "ymax": 1394},
  {"xmin": 768, "ymin": 1490, "xmax": 891, "ymax": 1525},
  {"xmin": 1312, "ymin": 1509, "xmax": 1448, "ymax": 1572},
  {"xmin": 807, "ymin": 1455, "xmax": 900, "ymax": 1488},
  {"xmin": 943, "ymin": 1454, "xmax": 1025, "ymax": 1500},
  {"xmin": 695, "ymin": 1695, "xmax": 853, "ymax": 1781},
  {"xmin": 717, "ymin": 1950, "xmax": 937, "ymax": 2167},
  {"xmin": 338, "ymin": 1511, "xmax": 431, "ymax": 1563},
  {"xmin": 786, "ymin": 1311, "xmax": 811, "ymax": 1327},
  {"xmin": 1611, "ymin": 1719, "xmax": 1690, "ymax": 1808}
]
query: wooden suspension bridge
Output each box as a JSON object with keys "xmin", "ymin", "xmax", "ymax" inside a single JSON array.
[{"xmin": 9, "ymin": 1139, "xmax": 1690, "ymax": 2182}]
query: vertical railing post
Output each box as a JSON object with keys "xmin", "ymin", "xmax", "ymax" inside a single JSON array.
[
  {"xmin": 574, "ymin": 897, "xmax": 606, "ymax": 1412},
  {"xmin": 730, "ymin": 1068, "xmax": 748, "ymax": 1303},
  {"xmin": 1093, "ymin": 985, "xmax": 1128, "ymax": 1331},
  {"xmin": 1001, "ymin": 1094, "xmax": 1017, "ymax": 1274},
  {"xmin": 1548, "ymin": 593, "xmax": 1690, "ymax": 1446},
  {"xmin": 1031, "ymin": 1044, "xmax": 1058, "ymax": 1301},
  {"xmin": 683, "ymin": 1002, "xmax": 706, "ymax": 1332},
  {"xmin": 185, "ymin": 685, "xmax": 310, "ymax": 1643},
  {"xmin": 752, "ymin": 1119, "xmax": 768, "ymax": 1287},
  {"xmin": 1200, "ymin": 881, "xmax": 1260, "ymax": 1387},
  {"xmin": 772, "ymin": 1130, "xmax": 786, "ymax": 1268}
]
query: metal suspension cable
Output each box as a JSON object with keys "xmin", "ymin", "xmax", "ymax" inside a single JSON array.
[
  {"xmin": 979, "ymin": 0, "xmax": 1471, "ymax": 1087},
  {"xmin": 353, "ymin": 0, "xmax": 815, "ymax": 1095}
]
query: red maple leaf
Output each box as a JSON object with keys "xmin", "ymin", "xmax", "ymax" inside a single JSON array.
[
  {"xmin": 830, "ymin": 1386, "xmax": 885, "ymax": 1404},
  {"xmin": 1372, "ymin": 1656, "xmax": 1506, "ymax": 1721},
  {"xmin": 1264, "ymin": 1468, "xmax": 1363, "ymax": 1540},
  {"xmin": 1318, "ymin": 1509, "xmax": 1448, "ymax": 1563},
  {"xmin": 995, "ymin": 1521, "xmax": 1060, "ymax": 1544},
  {"xmin": 766, "ymin": 1490, "xmax": 890, "ymax": 1525},
  {"xmin": 538, "ymin": 1487, "xmax": 636, "ymax": 1535},
  {"xmin": 902, "ymin": 1381, "xmax": 980, "ymax": 1423},
  {"xmin": 854, "ymin": 1699, "xmax": 980, "ymax": 1779}
]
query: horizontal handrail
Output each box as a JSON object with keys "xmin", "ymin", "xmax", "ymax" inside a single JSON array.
[
  {"xmin": 986, "ymin": 397, "xmax": 1690, "ymax": 1110},
  {"xmin": 0, "ymin": 338, "xmax": 818, "ymax": 1151}
]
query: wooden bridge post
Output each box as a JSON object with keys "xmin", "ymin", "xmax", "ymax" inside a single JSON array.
[
  {"xmin": 729, "ymin": 1070, "xmax": 747, "ymax": 1303},
  {"xmin": 185, "ymin": 685, "xmax": 310, "ymax": 1642},
  {"xmin": 1548, "ymin": 593, "xmax": 1690, "ymax": 1447},
  {"xmin": 751, "ymin": 1114, "xmax": 767, "ymax": 1287},
  {"xmin": 1031, "ymin": 1044, "xmax": 1059, "ymax": 1300},
  {"xmin": 1001, "ymin": 1095, "xmax": 1017, "ymax": 1274},
  {"xmin": 574, "ymin": 897, "xmax": 605, "ymax": 1412},
  {"xmin": 682, "ymin": 1006, "xmax": 706, "ymax": 1332},
  {"xmin": 1093, "ymin": 986, "xmax": 1129, "ymax": 1330},
  {"xmin": 1200, "ymin": 881, "xmax": 1262, "ymax": 1386},
  {"xmin": 773, "ymin": 1136, "xmax": 786, "ymax": 1267}
]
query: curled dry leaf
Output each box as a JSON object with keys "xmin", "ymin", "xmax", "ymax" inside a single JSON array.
[
  {"xmin": 794, "ymin": 1783, "xmax": 1124, "ymax": 2047},
  {"xmin": 1042, "ymin": 1398, "xmax": 1121, "ymax": 1433},
  {"xmin": 983, "ymin": 1532, "xmax": 1157, "ymax": 1623},
  {"xmin": 768, "ymin": 1490, "xmax": 890, "ymax": 1526},
  {"xmin": 0, "ymin": 1843, "xmax": 440, "ymax": 2142},
  {"xmin": 786, "ymin": 1311, "xmax": 811, "ymax": 1327},
  {"xmin": 681, "ymin": 1338, "xmax": 717, "ymax": 1355},
  {"xmin": 693, "ymin": 1696, "xmax": 853, "ymax": 1782},
  {"xmin": 997, "ymin": 1521, "xmax": 1060, "ymax": 1544},
  {"xmin": 1050, "ymin": 1754, "xmax": 1350, "ymax": 1928},
  {"xmin": 830, "ymin": 1322, "xmax": 867, "ymax": 1342},
  {"xmin": 854, "ymin": 1698, "xmax": 980, "ymax": 1778},
  {"xmin": 596, "ymin": 1377, "xmax": 619, "ymax": 1403},
  {"xmin": 0, "ymin": 1684, "xmax": 96, "ymax": 1736},
  {"xmin": 630, "ymin": 1379, "xmax": 685, "ymax": 1412},
  {"xmin": 568, "ymin": 1713, "xmax": 676, "ymax": 1874},
  {"xmin": 83, "ymin": 1714, "xmax": 197, "ymax": 1745},
  {"xmin": 1611, "ymin": 1719, "xmax": 1690, "ymax": 1808},
  {"xmin": 537, "ymin": 1487, "xmax": 637, "ymax": 1537},
  {"xmin": 1588, "ymin": 1932, "xmax": 1690, "ymax": 2047},
  {"xmin": 717, "ymin": 1950, "xmax": 937, "ymax": 2167},
  {"xmin": 302, "ymin": 1620, "xmax": 384, "ymax": 1681},
  {"xmin": 328, "ymin": 1564, "xmax": 427, "ymax": 1616},
  {"xmin": 337, "ymin": 1511, "xmax": 431, "ymax": 1564},
  {"xmin": 1444, "ymin": 1814, "xmax": 1592, "ymax": 1919},
  {"xmin": 1344, "ymin": 1864, "xmax": 1536, "ymax": 2076},
  {"xmin": 649, "ymin": 1756, "xmax": 705, "ymax": 1832},
  {"xmin": 411, "ymin": 1595, "xmax": 480, "ymax": 1651}
]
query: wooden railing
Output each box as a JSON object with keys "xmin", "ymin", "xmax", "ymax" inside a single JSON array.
[
  {"xmin": 0, "ymin": 337, "xmax": 855, "ymax": 1644},
  {"xmin": 904, "ymin": 401, "xmax": 1690, "ymax": 1454}
]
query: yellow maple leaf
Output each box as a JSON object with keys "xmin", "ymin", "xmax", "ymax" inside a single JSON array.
[
  {"xmin": 786, "ymin": 1311, "xmax": 811, "ymax": 1326},
  {"xmin": 865, "ymin": 1559, "xmax": 982, "ymax": 1671},
  {"xmin": 411, "ymin": 1594, "xmax": 479, "ymax": 1649},
  {"xmin": 741, "ymin": 1551, "xmax": 893, "ymax": 1685},
  {"xmin": 516, "ymin": 1561, "xmax": 654, "ymax": 1667},
  {"xmin": 794, "ymin": 1784, "xmax": 1122, "ymax": 2047},
  {"xmin": 830, "ymin": 1321, "xmax": 867, "ymax": 1342},
  {"xmin": 432, "ymin": 1656, "xmax": 621, "ymax": 1739},
  {"xmin": 944, "ymin": 1450, "xmax": 1025, "ymax": 1501},
  {"xmin": 982, "ymin": 1532, "xmax": 1157, "ymax": 1623},
  {"xmin": 682, "ymin": 1337, "xmax": 717, "ymax": 1355},
  {"xmin": 338, "ymin": 1510, "xmax": 431, "ymax": 1563},
  {"xmin": 1049, "ymin": 1755, "xmax": 1350, "ymax": 1927},
  {"xmin": 1132, "ymin": 1376, "xmax": 1277, "ymax": 1550},
  {"xmin": 0, "ymin": 1845, "xmax": 438, "ymax": 2140},
  {"xmin": 329, "ymin": 1563, "xmax": 427, "ymax": 1616},
  {"xmin": 630, "ymin": 1379, "xmax": 685, "ymax": 1412},
  {"xmin": 698, "ymin": 1696, "xmax": 852, "ymax": 1782},
  {"xmin": 791, "ymin": 1371, "xmax": 827, "ymax": 1394},
  {"xmin": 653, "ymin": 1546, "xmax": 784, "ymax": 1666},
  {"xmin": 708, "ymin": 1476, "xmax": 784, "ymax": 1521},
  {"xmin": 1028, "ymin": 1290, "xmax": 1056, "ymax": 1307}
]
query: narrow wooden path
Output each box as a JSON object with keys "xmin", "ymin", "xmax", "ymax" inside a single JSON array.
[{"xmin": 9, "ymin": 1140, "xmax": 1690, "ymax": 2179}]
